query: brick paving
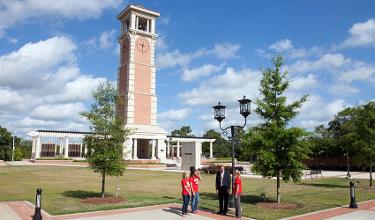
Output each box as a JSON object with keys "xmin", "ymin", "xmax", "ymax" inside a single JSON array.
[{"xmin": 286, "ymin": 199, "xmax": 375, "ymax": 220}]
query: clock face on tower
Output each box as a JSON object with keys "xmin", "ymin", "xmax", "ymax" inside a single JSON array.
[{"xmin": 136, "ymin": 38, "xmax": 150, "ymax": 53}]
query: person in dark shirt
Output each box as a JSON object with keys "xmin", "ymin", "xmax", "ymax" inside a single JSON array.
[{"xmin": 215, "ymin": 165, "xmax": 231, "ymax": 215}]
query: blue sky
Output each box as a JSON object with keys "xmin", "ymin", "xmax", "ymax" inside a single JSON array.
[{"xmin": 0, "ymin": 0, "xmax": 374, "ymax": 137}]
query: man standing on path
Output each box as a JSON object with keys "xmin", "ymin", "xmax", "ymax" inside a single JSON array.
[{"xmin": 215, "ymin": 165, "xmax": 231, "ymax": 215}]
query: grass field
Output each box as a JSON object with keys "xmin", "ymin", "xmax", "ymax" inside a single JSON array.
[{"xmin": 0, "ymin": 166, "xmax": 375, "ymax": 220}]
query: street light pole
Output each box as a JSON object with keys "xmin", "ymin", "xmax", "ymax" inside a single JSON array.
[
  {"xmin": 346, "ymin": 151, "xmax": 351, "ymax": 178},
  {"xmin": 213, "ymin": 96, "xmax": 251, "ymax": 208},
  {"xmin": 11, "ymin": 134, "xmax": 15, "ymax": 162}
]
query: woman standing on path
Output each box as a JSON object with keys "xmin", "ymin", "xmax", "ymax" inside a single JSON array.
[
  {"xmin": 181, "ymin": 171, "xmax": 192, "ymax": 216},
  {"xmin": 234, "ymin": 169, "xmax": 243, "ymax": 218},
  {"xmin": 189, "ymin": 166, "xmax": 201, "ymax": 214}
]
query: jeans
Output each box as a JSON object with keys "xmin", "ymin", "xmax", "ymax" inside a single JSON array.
[
  {"xmin": 235, "ymin": 195, "xmax": 241, "ymax": 218},
  {"xmin": 182, "ymin": 194, "xmax": 190, "ymax": 214},
  {"xmin": 191, "ymin": 192, "xmax": 199, "ymax": 212}
]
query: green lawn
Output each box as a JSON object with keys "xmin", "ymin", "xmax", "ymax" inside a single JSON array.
[{"xmin": 0, "ymin": 166, "xmax": 374, "ymax": 220}]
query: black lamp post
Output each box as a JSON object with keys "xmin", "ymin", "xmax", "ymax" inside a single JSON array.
[
  {"xmin": 32, "ymin": 188, "xmax": 42, "ymax": 220},
  {"xmin": 335, "ymin": 130, "xmax": 351, "ymax": 178},
  {"xmin": 213, "ymin": 96, "xmax": 251, "ymax": 208}
]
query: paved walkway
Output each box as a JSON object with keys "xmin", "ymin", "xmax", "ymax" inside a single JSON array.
[{"xmin": 0, "ymin": 202, "xmax": 252, "ymax": 220}]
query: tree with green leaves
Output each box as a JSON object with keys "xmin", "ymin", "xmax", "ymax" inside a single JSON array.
[
  {"xmin": 171, "ymin": 125, "xmax": 194, "ymax": 137},
  {"xmin": 0, "ymin": 126, "xmax": 13, "ymax": 161},
  {"xmin": 80, "ymin": 82, "xmax": 131, "ymax": 198},
  {"xmin": 351, "ymin": 101, "xmax": 375, "ymax": 187},
  {"xmin": 247, "ymin": 56, "xmax": 310, "ymax": 204},
  {"xmin": 202, "ymin": 129, "xmax": 231, "ymax": 158}
]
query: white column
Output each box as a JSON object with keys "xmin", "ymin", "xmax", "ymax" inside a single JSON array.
[
  {"xmin": 166, "ymin": 141, "xmax": 170, "ymax": 158},
  {"xmin": 177, "ymin": 141, "xmax": 181, "ymax": 158},
  {"xmin": 133, "ymin": 139, "xmax": 138, "ymax": 159},
  {"xmin": 31, "ymin": 137, "xmax": 36, "ymax": 159},
  {"xmin": 151, "ymin": 19, "xmax": 155, "ymax": 34},
  {"xmin": 84, "ymin": 145, "xmax": 88, "ymax": 156},
  {"xmin": 146, "ymin": 19, "xmax": 150, "ymax": 32},
  {"xmin": 151, "ymin": 139, "xmax": 156, "ymax": 159},
  {"xmin": 209, "ymin": 142, "xmax": 214, "ymax": 158},
  {"xmin": 131, "ymin": 13, "xmax": 136, "ymax": 29},
  {"xmin": 64, "ymin": 137, "xmax": 69, "ymax": 158},
  {"xmin": 35, "ymin": 136, "xmax": 41, "ymax": 159},
  {"xmin": 54, "ymin": 144, "xmax": 57, "ymax": 157},
  {"xmin": 171, "ymin": 142, "xmax": 175, "ymax": 158},
  {"xmin": 59, "ymin": 138, "xmax": 63, "ymax": 155},
  {"xmin": 80, "ymin": 143, "xmax": 83, "ymax": 158},
  {"xmin": 136, "ymin": 15, "xmax": 139, "ymax": 29}
]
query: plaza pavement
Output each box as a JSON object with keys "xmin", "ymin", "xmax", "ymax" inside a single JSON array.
[
  {"xmin": 2, "ymin": 200, "xmax": 375, "ymax": 220},
  {"xmin": 0, "ymin": 201, "xmax": 253, "ymax": 220}
]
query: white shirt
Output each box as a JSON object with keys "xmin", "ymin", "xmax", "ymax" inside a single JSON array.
[{"xmin": 220, "ymin": 172, "xmax": 224, "ymax": 187}]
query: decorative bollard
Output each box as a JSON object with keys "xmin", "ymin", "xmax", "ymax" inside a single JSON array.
[
  {"xmin": 32, "ymin": 188, "xmax": 42, "ymax": 220},
  {"xmin": 349, "ymin": 181, "xmax": 358, "ymax": 208}
]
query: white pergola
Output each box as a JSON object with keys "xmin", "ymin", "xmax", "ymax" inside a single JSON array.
[
  {"xmin": 166, "ymin": 136, "xmax": 216, "ymax": 159},
  {"xmin": 27, "ymin": 130, "xmax": 92, "ymax": 159},
  {"xmin": 27, "ymin": 130, "xmax": 216, "ymax": 163}
]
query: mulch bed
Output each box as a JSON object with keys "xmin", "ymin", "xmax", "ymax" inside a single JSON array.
[
  {"xmin": 81, "ymin": 196, "xmax": 127, "ymax": 205},
  {"xmin": 257, "ymin": 202, "xmax": 299, "ymax": 210}
]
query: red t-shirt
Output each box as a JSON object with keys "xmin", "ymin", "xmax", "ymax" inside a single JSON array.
[
  {"xmin": 189, "ymin": 175, "xmax": 200, "ymax": 193},
  {"xmin": 181, "ymin": 179, "xmax": 191, "ymax": 195},
  {"xmin": 234, "ymin": 176, "xmax": 242, "ymax": 195}
]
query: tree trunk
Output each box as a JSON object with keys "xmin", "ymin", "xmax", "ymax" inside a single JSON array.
[
  {"xmin": 370, "ymin": 166, "xmax": 373, "ymax": 188},
  {"xmin": 276, "ymin": 173, "xmax": 281, "ymax": 204},
  {"xmin": 101, "ymin": 172, "xmax": 106, "ymax": 198}
]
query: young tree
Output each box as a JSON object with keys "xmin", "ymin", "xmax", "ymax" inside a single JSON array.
[
  {"xmin": 351, "ymin": 102, "xmax": 375, "ymax": 187},
  {"xmin": 81, "ymin": 82, "xmax": 131, "ymax": 198},
  {"xmin": 250, "ymin": 56, "xmax": 309, "ymax": 204}
]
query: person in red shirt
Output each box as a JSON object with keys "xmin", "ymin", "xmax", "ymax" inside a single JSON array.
[
  {"xmin": 234, "ymin": 169, "xmax": 243, "ymax": 218},
  {"xmin": 189, "ymin": 166, "xmax": 201, "ymax": 213},
  {"xmin": 181, "ymin": 171, "xmax": 191, "ymax": 216}
]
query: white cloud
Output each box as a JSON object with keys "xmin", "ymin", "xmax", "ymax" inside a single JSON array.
[
  {"xmin": 0, "ymin": 36, "xmax": 76, "ymax": 89},
  {"xmin": 156, "ymin": 43, "xmax": 241, "ymax": 69},
  {"xmin": 6, "ymin": 36, "xmax": 18, "ymax": 44},
  {"xmin": 329, "ymin": 83, "xmax": 360, "ymax": 96},
  {"xmin": 0, "ymin": 0, "xmax": 123, "ymax": 34},
  {"xmin": 290, "ymin": 53, "xmax": 349, "ymax": 73},
  {"xmin": 212, "ymin": 43, "xmax": 241, "ymax": 59},
  {"xmin": 31, "ymin": 103, "xmax": 86, "ymax": 121},
  {"xmin": 179, "ymin": 67, "xmax": 261, "ymax": 106},
  {"xmin": 156, "ymin": 49, "xmax": 192, "ymax": 69},
  {"xmin": 269, "ymin": 39, "xmax": 293, "ymax": 52},
  {"xmin": 158, "ymin": 16, "xmax": 170, "ymax": 26},
  {"xmin": 296, "ymin": 95, "xmax": 347, "ymax": 129},
  {"xmin": 341, "ymin": 18, "xmax": 375, "ymax": 48},
  {"xmin": 99, "ymin": 29, "xmax": 116, "ymax": 49},
  {"xmin": 289, "ymin": 74, "xmax": 318, "ymax": 91},
  {"xmin": 158, "ymin": 108, "xmax": 191, "ymax": 121},
  {"xmin": 339, "ymin": 64, "xmax": 375, "ymax": 82},
  {"xmin": 158, "ymin": 108, "xmax": 192, "ymax": 132},
  {"xmin": 181, "ymin": 63, "xmax": 225, "ymax": 82},
  {"xmin": 0, "ymin": 36, "xmax": 106, "ymax": 134}
]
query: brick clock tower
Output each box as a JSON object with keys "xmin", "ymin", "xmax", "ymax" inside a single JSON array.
[{"xmin": 117, "ymin": 5, "xmax": 167, "ymax": 162}]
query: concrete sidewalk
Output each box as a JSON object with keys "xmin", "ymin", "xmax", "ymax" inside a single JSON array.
[{"xmin": 0, "ymin": 201, "xmax": 252, "ymax": 220}]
